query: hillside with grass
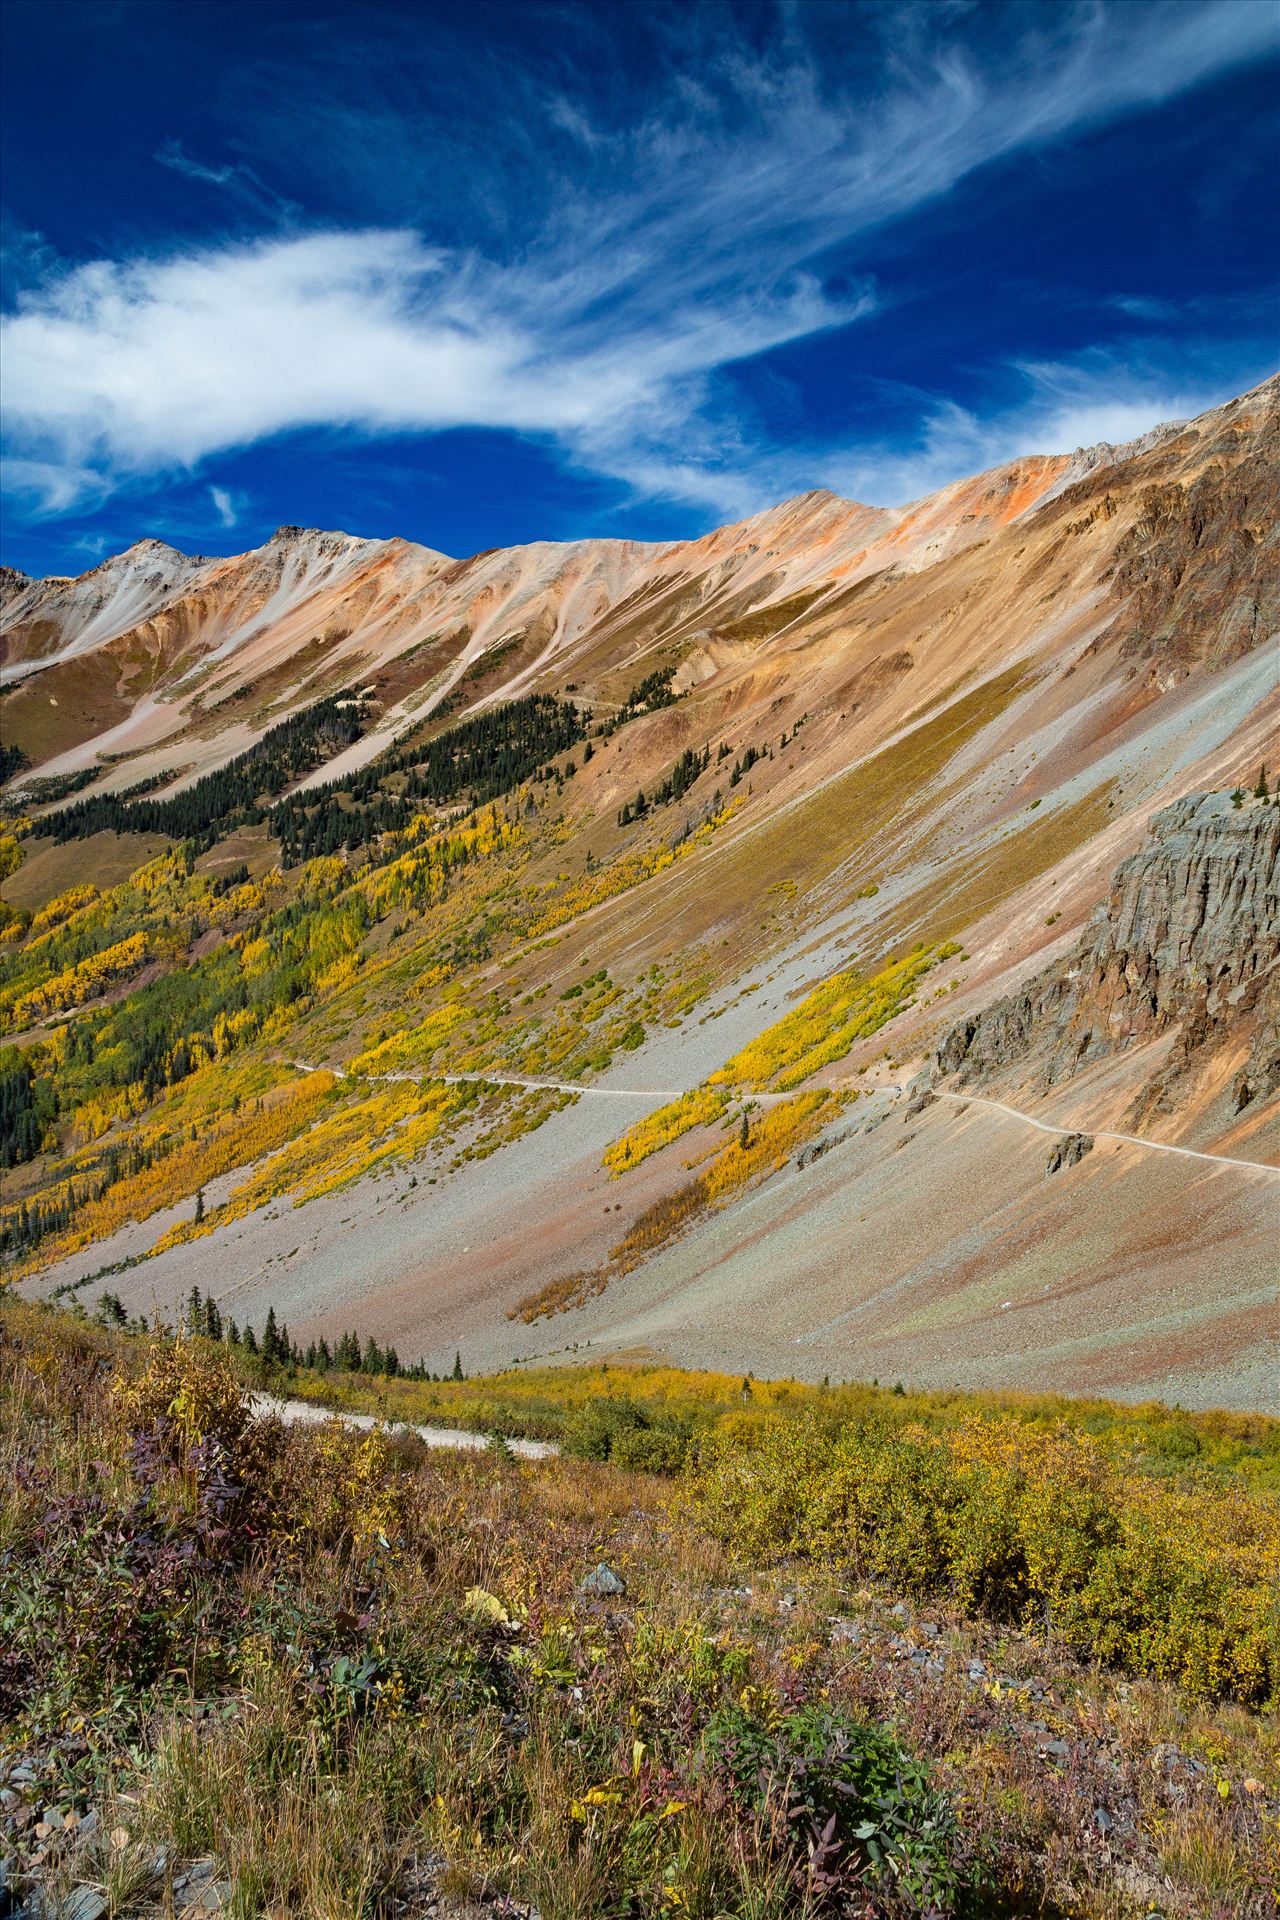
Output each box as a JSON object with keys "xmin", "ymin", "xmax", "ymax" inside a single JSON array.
[{"xmin": 2, "ymin": 1299, "xmax": 1277, "ymax": 1918}]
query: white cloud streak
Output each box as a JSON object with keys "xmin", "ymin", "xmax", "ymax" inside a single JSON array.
[
  {"xmin": 156, "ymin": 139, "xmax": 237, "ymax": 188},
  {"xmin": 2, "ymin": 0, "xmax": 1275, "ymax": 522},
  {"xmin": 209, "ymin": 484, "xmax": 237, "ymax": 527}
]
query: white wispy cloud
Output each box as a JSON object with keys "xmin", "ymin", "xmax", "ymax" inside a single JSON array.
[
  {"xmin": 155, "ymin": 138, "xmax": 298, "ymax": 223},
  {"xmin": 2, "ymin": 0, "xmax": 1275, "ymax": 521},
  {"xmin": 209, "ymin": 484, "xmax": 237, "ymax": 527},
  {"xmin": 815, "ymin": 356, "xmax": 1233, "ymax": 508},
  {"xmin": 156, "ymin": 139, "xmax": 237, "ymax": 188}
]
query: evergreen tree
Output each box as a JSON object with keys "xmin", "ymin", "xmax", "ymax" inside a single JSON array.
[
  {"xmin": 738, "ymin": 1111, "xmax": 751, "ymax": 1151},
  {"xmin": 452, "ymin": 1350, "xmax": 464, "ymax": 1381},
  {"xmin": 194, "ymin": 1187, "xmax": 205, "ymax": 1224},
  {"xmin": 1255, "ymin": 764, "xmax": 1269, "ymax": 799},
  {"xmin": 263, "ymin": 1306, "xmax": 283, "ymax": 1364}
]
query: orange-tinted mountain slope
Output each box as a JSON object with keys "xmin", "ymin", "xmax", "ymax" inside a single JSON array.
[{"xmin": 3, "ymin": 376, "xmax": 1276, "ymax": 1408}]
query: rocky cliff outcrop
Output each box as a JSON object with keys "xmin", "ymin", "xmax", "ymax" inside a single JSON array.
[{"xmin": 937, "ymin": 792, "xmax": 1280, "ymax": 1109}]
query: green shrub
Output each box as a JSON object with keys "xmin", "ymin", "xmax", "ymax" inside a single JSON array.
[
  {"xmin": 563, "ymin": 1394, "xmax": 693, "ymax": 1473},
  {"xmin": 700, "ymin": 1700, "xmax": 962, "ymax": 1906},
  {"xmin": 697, "ymin": 1414, "xmax": 1280, "ymax": 1705}
]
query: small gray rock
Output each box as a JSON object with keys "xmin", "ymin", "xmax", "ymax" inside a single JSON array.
[
  {"xmin": 61, "ymin": 1890, "xmax": 108, "ymax": 1920},
  {"xmin": 579, "ymin": 1562, "xmax": 626, "ymax": 1597}
]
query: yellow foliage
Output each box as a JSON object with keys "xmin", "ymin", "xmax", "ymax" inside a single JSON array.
[
  {"xmin": 164, "ymin": 1077, "xmax": 469, "ymax": 1238},
  {"xmin": 712, "ymin": 942, "xmax": 960, "ymax": 1092},
  {"xmin": 602, "ymin": 1087, "xmax": 729, "ymax": 1175},
  {"xmin": 9, "ymin": 1072, "xmax": 337, "ymax": 1274},
  {"xmin": 698, "ymin": 1410, "xmax": 1280, "ymax": 1706},
  {"xmin": 300, "ymin": 1426, "xmax": 407, "ymax": 1554},
  {"xmin": 702, "ymin": 1092, "xmax": 837, "ymax": 1201},
  {"xmin": 113, "ymin": 1333, "xmax": 250, "ymax": 1463},
  {"xmin": 7, "ymin": 931, "xmax": 149, "ymax": 1028},
  {"xmin": 350, "ymin": 1001, "xmax": 472, "ymax": 1076},
  {"xmin": 211, "ymin": 1007, "xmax": 261, "ymax": 1059}
]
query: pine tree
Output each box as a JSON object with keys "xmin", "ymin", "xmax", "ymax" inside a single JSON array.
[
  {"xmin": 186, "ymin": 1286, "xmax": 203, "ymax": 1335},
  {"xmin": 263, "ymin": 1307, "xmax": 282, "ymax": 1364},
  {"xmin": 1255, "ymin": 764, "xmax": 1269, "ymax": 800},
  {"xmin": 194, "ymin": 1187, "xmax": 205, "ymax": 1224},
  {"xmin": 452, "ymin": 1350, "xmax": 464, "ymax": 1381},
  {"xmin": 738, "ymin": 1111, "xmax": 751, "ymax": 1151}
]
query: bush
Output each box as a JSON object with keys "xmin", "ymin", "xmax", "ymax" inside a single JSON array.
[
  {"xmin": 112, "ymin": 1332, "xmax": 251, "ymax": 1471},
  {"xmin": 563, "ymin": 1394, "xmax": 693, "ymax": 1473},
  {"xmin": 700, "ymin": 1700, "xmax": 962, "ymax": 1907},
  {"xmin": 697, "ymin": 1414, "xmax": 1280, "ymax": 1705}
]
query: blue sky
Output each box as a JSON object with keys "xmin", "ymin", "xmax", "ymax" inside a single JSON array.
[{"xmin": 1, "ymin": 0, "xmax": 1277, "ymax": 577}]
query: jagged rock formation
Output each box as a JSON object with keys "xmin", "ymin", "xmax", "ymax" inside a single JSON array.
[
  {"xmin": 1046, "ymin": 1133, "xmax": 1093, "ymax": 1175},
  {"xmin": 937, "ymin": 792, "xmax": 1280, "ymax": 1103}
]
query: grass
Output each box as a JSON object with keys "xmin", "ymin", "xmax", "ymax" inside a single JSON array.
[
  {"xmin": 2, "ymin": 1298, "xmax": 1276, "ymax": 1919},
  {"xmin": 0, "ymin": 827, "xmax": 173, "ymax": 915},
  {"xmin": 877, "ymin": 782, "xmax": 1118, "ymax": 952}
]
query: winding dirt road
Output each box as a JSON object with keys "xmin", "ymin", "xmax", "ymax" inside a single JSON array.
[
  {"xmin": 868, "ymin": 1081, "xmax": 1280, "ymax": 1178},
  {"xmin": 291, "ymin": 1056, "xmax": 1279, "ymax": 1175},
  {"xmin": 250, "ymin": 1391, "xmax": 559, "ymax": 1458},
  {"xmin": 928, "ymin": 1087, "xmax": 1279, "ymax": 1176},
  {"xmin": 291, "ymin": 1059, "xmax": 795, "ymax": 1104}
]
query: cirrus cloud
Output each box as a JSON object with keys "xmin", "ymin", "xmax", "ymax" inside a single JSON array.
[{"xmin": 2, "ymin": 0, "xmax": 1276, "ymax": 525}]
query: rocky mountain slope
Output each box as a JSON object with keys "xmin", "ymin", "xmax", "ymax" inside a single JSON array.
[
  {"xmin": 2, "ymin": 376, "xmax": 1276, "ymax": 1411},
  {"xmin": 4, "ymin": 377, "xmax": 1271, "ymax": 808},
  {"xmin": 936, "ymin": 791, "xmax": 1280, "ymax": 1124}
]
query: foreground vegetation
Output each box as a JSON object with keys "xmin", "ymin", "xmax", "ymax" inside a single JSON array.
[{"xmin": 2, "ymin": 1301, "xmax": 1275, "ymax": 1918}]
